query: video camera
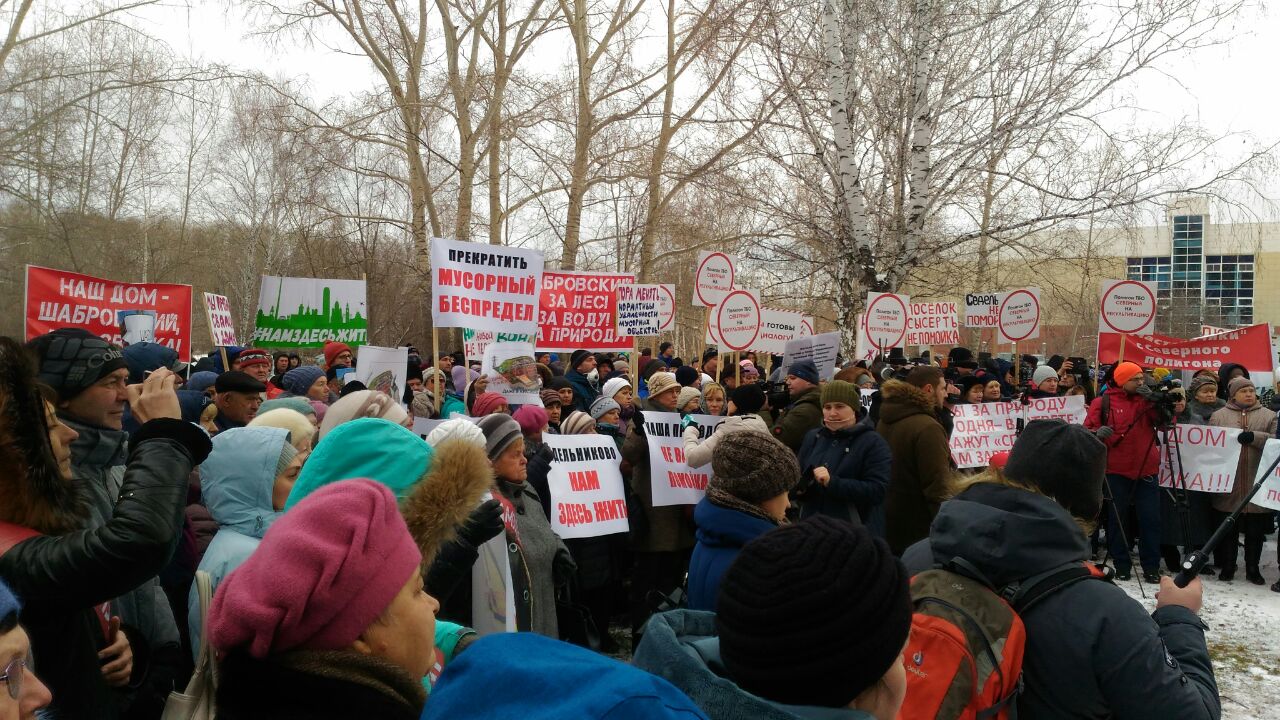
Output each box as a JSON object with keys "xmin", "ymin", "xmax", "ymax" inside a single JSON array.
[
  {"xmin": 1139, "ymin": 375, "xmax": 1182, "ymax": 427},
  {"xmin": 763, "ymin": 380, "xmax": 790, "ymax": 410}
]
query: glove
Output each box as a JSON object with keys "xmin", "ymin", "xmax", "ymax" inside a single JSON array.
[
  {"xmin": 631, "ymin": 408, "xmax": 646, "ymax": 436},
  {"xmin": 1095, "ymin": 426, "xmax": 1115, "ymax": 440},
  {"xmin": 457, "ymin": 499, "xmax": 504, "ymax": 548},
  {"xmin": 1238, "ymin": 430, "xmax": 1255, "ymax": 445},
  {"xmin": 680, "ymin": 415, "xmax": 700, "ymax": 432}
]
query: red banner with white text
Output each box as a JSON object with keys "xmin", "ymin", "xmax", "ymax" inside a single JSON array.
[
  {"xmin": 25, "ymin": 265, "xmax": 193, "ymax": 361},
  {"xmin": 1097, "ymin": 324, "xmax": 1274, "ymax": 372}
]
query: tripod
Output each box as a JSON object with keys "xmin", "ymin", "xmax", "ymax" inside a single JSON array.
[
  {"xmin": 1157, "ymin": 420, "xmax": 1195, "ymax": 572},
  {"xmin": 1175, "ymin": 445, "xmax": 1280, "ymax": 587}
]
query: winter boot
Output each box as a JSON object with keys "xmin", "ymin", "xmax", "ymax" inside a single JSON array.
[
  {"xmin": 1142, "ymin": 569, "xmax": 1161, "ymax": 584},
  {"xmin": 1218, "ymin": 566, "xmax": 1236, "ymax": 582},
  {"xmin": 1246, "ymin": 567, "xmax": 1265, "ymax": 585}
]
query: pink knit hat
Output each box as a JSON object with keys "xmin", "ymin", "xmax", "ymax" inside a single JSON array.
[
  {"xmin": 207, "ymin": 479, "xmax": 421, "ymax": 658},
  {"xmin": 471, "ymin": 391, "xmax": 508, "ymax": 417},
  {"xmin": 512, "ymin": 404, "xmax": 548, "ymax": 436}
]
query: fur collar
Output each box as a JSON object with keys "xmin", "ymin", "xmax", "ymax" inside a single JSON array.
[
  {"xmin": 878, "ymin": 379, "xmax": 936, "ymax": 414},
  {"xmin": 401, "ymin": 438, "xmax": 494, "ymax": 569},
  {"xmin": 0, "ymin": 337, "xmax": 86, "ymax": 535}
]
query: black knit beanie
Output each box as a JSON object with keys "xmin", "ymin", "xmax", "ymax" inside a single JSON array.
[
  {"xmin": 26, "ymin": 328, "xmax": 128, "ymax": 402},
  {"xmin": 1003, "ymin": 419, "xmax": 1106, "ymax": 521},
  {"xmin": 729, "ymin": 383, "xmax": 765, "ymax": 414},
  {"xmin": 710, "ymin": 432, "xmax": 799, "ymax": 503},
  {"xmin": 716, "ymin": 516, "xmax": 911, "ymax": 708},
  {"xmin": 569, "ymin": 350, "xmax": 591, "ymax": 372},
  {"xmin": 675, "ymin": 365, "xmax": 699, "ymax": 387}
]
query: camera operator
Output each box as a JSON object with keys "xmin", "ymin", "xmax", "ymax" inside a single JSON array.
[
  {"xmin": 1084, "ymin": 361, "xmax": 1163, "ymax": 582},
  {"xmin": 770, "ymin": 360, "xmax": 823, "ymax": 453}
]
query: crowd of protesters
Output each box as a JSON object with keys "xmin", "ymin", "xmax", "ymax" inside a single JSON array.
[{"xmin": 0, "ymin": 328, "xmax": 1263, "ymax": 719}]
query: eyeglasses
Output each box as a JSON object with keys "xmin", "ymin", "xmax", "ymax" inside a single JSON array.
[{"xmin": 0, "ymin": 656, "xmax": 29, "ymax": 701}]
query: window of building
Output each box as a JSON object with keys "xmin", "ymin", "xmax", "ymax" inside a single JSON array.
[{"xmin": 1204, "ymin": 254, "xmax": 1255, "ymax": 325}]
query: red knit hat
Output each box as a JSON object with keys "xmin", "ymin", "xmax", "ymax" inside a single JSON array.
[
  {"xmin": 323, "ymin": 341, "xmax": 353, "ymax": 368},
  {"xmin": 236, "ymin": 348, "xmax": 271, "ymax": 369},
  {"xmin": 207, "ymin": 479, "xmax": 421, "ymax": 658},
  {"xmin": 471, "ymin": 391, "xmax": 508, "ymax": 417}
]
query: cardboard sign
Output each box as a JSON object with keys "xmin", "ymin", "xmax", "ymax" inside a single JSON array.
[
  {"xmin": 1099, "ymin": 279, "xmax": 1157, "ymax": 336},
  {"xmin": 203, "ymin": 293, "xmax": 238, "ymax": 347},
  {"xmin": 537, "ymin": 271, "xmax": 634, "ymax": 352},
  {"xmin": 782, "ymin": 332, "xmax": 840, "ymax": 382},
  {"xmin": 996, "ymin": 287, "xmax": 1040, "ymax": 345},
  {"xmin": 480, "ymin": 341, "xmax": 542, "ymax": 406},
  {"xmin": 1024, "ymin": 395, "xmax": 1087, "ymax": 424},
  {"xmin": 1097, "ymin": 324, "xmax": 1274, "ymax": 371},
  {"xmin": 354, "ymin": 345, "xmax": 409, "ymax": 401},
  {"xmin": 25, "ymin": 265, "xmax": 193, "ymax": 361},
  {"xmin": 255, "ymin": 275, "xmax": 368, "ymax": 348},
  {"xmin": 462, "ymin": 329, "xmax": 535, "ymax": 366},
  {"xmin": 906, "ymin": 301, "xmax": 960, "ymax": 347},
  {"xmin": 643, "ymin": 411, "xmax": 727, "ymax": 506},
  {"xmin": 617, "ymin": 284, "xmax": 664, "ymax": 336},
  {"xmin": 1158, "ymin": 424, "xmax": 1243, "ymax": 493},
  {"xmin": 716, "ymin": 289, "xmax": 762, "ymax": 351},
  {"xmin": 431, "ymin": 237, "xmax": 543, "ymax": 335},
  {"xmin": 544, "ymin": 434, "xmax": 630, "ymax": 539},
  {"xmin": 964, "ymin": 292, "xmax": 1001, "ymax": 328},
  {"xmin": 1250, "ymin": 440, "xmax": 1280, "ymax": 512},
  {"xmin": 755, "ymin": 308, "xmax": 815, "ymax": 355},
  {"xmin": 863, "ymin": 292, "xmax": 910, "ymax": 350},
  {"xmin": 949, "ymin": 402, "xmax": 1019, "ymax": 468},
  {"xmin": 693, "ymin": 251, "xmax": 736, "ymax": 307}
]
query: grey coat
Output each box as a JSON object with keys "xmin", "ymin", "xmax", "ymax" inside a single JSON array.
[
  {"xmin": 902, "ymin": 483, "xmax": 1220, "ymax": 720},
  {"xmin": 495, "ymin": 478, "xmax": 575, "ymax": 638}
]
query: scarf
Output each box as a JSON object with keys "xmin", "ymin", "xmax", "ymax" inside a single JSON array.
[{"xmin": 706, "ymin": 486, "xmax": 784, "ymax": 526}]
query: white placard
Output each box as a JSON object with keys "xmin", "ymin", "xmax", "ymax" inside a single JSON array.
[
  {"xmin": 693, "ymin": 251, "xmax": 736, "ymax": 307},
  {"xmin": 544, "ymin": 434, "xmax": 630, "ymax": 539},
  {"xmin": 1251, "ymin": 439, "xmax": 1280, "ymax": 511},
  {"xmin": 1158, "ymin": 424, "xmax": 1243, "ymax": 493},
  {"xmin": 354, "ymin": 345, "xmax": 409, "ymax": 401},
  {"xmin": 964, "ymin": 292, "xmax": 1001, "ymax": 328},
  {"xmin": 471, "ymin": 492, "xmax": 517, "ymax": 636},
  {"xmin": 755, "ymin": 308, "xmax": 812, "ymax": 355},
  {"xmin": 617, "ymin": 284, "xmax": 664, "ymax": 336},
  {"xmin": 782, "ymin": 332, "xmax": 840, "ymax": 382},
  {"xmin": 863, "ymin": 292, "xmax": 910, "ymax": 350},
  {"xmin": 203, "ymin": 293, "xmax": 238, "ymax": 347},
  {"xmin": 949, "ymin": 402, "xmax": 1019, "ymax": 468},
  {"xmin": 643, "ymin": 411, "xmax": 727, "ymax": 506},
  {"xmin": 431, "ymin": 237, "xmax": 543, "ymax": 335},
  {"xmin": 906, "ymin": 301, "xmax": 960, "ymax": 347},
  {"xmin": 480, "ymin": 341, "xmax": 542, "ymax": 406},
  {"xmin": 656, "ymin": 284, "xmax": 676, "ymax": 331},
  {"xmin": 716, "ymin": 289, "xmax": 763, "ymax": 352},
  {"xmin": 1024, "ymin": 395, "xmax": 1086, "ymax": 424},
  {"xmin": 997, "ymin": 287, "xmax": 1041, "ymax": 345},
  {"xmin": 1099, "ymin": 279, "xmax": 1157, "ymax": 336}
]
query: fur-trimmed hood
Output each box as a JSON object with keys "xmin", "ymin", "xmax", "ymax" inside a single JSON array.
[
  {"xmin": 0, "ymin": 336, "xmax": 85, "ymax": 535},
  {"xmin": 877, "ymin": 379, "xmax": 936, "ymax": 424},
  {"xmin": 401, "ymin": 438, "xmax": 494, "ymax": 569}
]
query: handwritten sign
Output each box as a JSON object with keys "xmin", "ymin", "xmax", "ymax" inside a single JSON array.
[
  {"xmin": 1025, "ymin": 395, "xmax": 1086, "ymax": 424},
  {"xmin": 544, "ymin": 434, "xmax": 630, "ymax": 538},
  {"xmin": 906, "ymin": 301, "xmax": 960, "ymax": 347},
  {"xmin": 1158, "ymin": 424, "xmax": 1243, "ymax": 493},
  {"xmin": 642, "ymin": 411, "xmax": 727, "ymax": 506},
  {"xmin": 617, "ymin": 284, "xmax": 663, "ymax": 336},
  {"xmin": 948, "ymin": 402, "xmax": 1019, "ymax": 469},
  {"xmin": 203, "ymin": 292, "xmax": 238, "ymax": 347}
]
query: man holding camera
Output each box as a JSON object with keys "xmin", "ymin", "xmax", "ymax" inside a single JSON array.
[{"xmin": 1085, "ymin": 361, "xmax": 1163, "ymax": 582}]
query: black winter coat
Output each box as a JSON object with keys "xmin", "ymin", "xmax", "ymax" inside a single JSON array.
[
  {"xmin": 0, "ymin": 419, "xmax": 210, "ymax": 720},
  {"xmin": 795, "ymin": 423, "xmax": 891, "ymax": 537},
  {"xmin": 216, "ymin": 648, "xmax": 424, "ymax": 719},
  {"xmin": 903, "ymin": 484, "xmax": 1220, "ymax": 720}
]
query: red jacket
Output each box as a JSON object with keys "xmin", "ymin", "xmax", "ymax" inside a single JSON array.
[{"xmin": 1084, "ymin": 387, "xmax": 1159, "ymax": 480}]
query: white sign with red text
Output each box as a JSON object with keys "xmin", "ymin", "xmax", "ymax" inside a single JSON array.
[
  {"xmin": 906, "ymin": 301, "xmax": 960, "ymax": 347},
  {"xmin": 1158, "ymin": 424, "xmax": 1244, "ymax": 493},
  {"xmin": 203, "ymin": 293, "xmax": 238, "ymax": 347},
  {"xmin": 863, "ymin": 292, "xmax": 910, "ymax": 350},
  {"xmin": 949, "ymin": 402, "xmax": 1019, "ymax": 469},
  {"xmin": 1099, "ymin": 279, "xmax": 1157, "ymax": 336},
  {"xmin": 643, "ymin": 411, "xmax": 728, "ymax": 506},
  {"xmin": 1025, "ymin": 395, "xmax": 1086, "ymax": 425},
  {"xmin": 693, "ymin": 251, "xmax": 736, "ymax": 307},
  {"xmin": 544, "ymin": 434, "xmax": 630, "ymax": 539},
  {"xmin": 997, "ymin": 288, "xmax": 1041, "ymax": 345}
]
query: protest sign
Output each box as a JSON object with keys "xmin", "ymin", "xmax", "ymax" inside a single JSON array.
[
  {"xmin": 1097, "ymin": 324, "xmax": 1274, "ymax": 371},
  {"xmin": 693, "ymin": 251, "xmax": 736, "ymax": 307},
  {"xmin": 860, "ymin": 388, "xmax": 875, "ymax": 414},
  {"xmin": 964, "ymin": 292, "xmax": 1001, "ymax": 328},
  {"xmin": 949, "ymin": 402, "xmax": 1019, "ymax": 468},
  {"xmin": 537, "ymin": 271, "xmax": 634, "ymax": 352},
  {"xmin": 462, "ymin": 329, "xmax": 536, "ymax": 365},
  {"xmin": 1251, "ymin": 440, "xmax": 1280, "ymax": 512},
  {"xmin": 1099, "ymin": 279, "xmax": 1157, "ymax": 336},
  {"xmin": 996, "ymin": 287, "xmax": 1040, "ymax": 345},
  {"xmin": 755, "ymin": 308, "xmax": 814, "ymax": 355},
  {"xmin": 782, "ymin": 332, "xmax": 840, "ymax": 382},
  {"xmin": 480, "ymin": 341, "xmax": 542, "ymax": 406},
  {"xmin": 854, "ymin": 313, "xmax": 876, "ymax": 364},
  {"xmin": 657, "ymin": 284, "xmax": 676, "ymax": 331},
  {"xmin": 1199, "ymin": 324, "xmax": 1232, "ymax": 338},
  {"xmin": 642, "ymin": 411, "xmax": 727, "ymax": 506},
  {"xmin": 1158, "ymin": 424, "xmax": 1243, "ymax": 493},
  {"xmin": 1025, "ymin": 395, "xmax": 1087, "ymax": 424},
  {"xmin": 716, "ymin": 289, "xmax": 762, "ymax": 352},
  {"xmin": 25, "ymin": 265, "xmax": 193, "ymax": 360},
  {"xmin": 254, "ymin": 275, "xmax": 367, "ymax": 348},
  {"xmin": 617, "ymin": 284, "xmax": 664, "ymax": 336},
  {"xmin": 118, "ymin": 311, "xmax": 157, "ymax": 346},
  {"xmin": 471, "ymin": 495, "xmax": 516, "ymax": 636},
  {"xmin": 863, "ymin": 292, "xmax": 909, "ymax": 350},
  {"xmin": 906, "ymin": 301, "xmax": 960, "ymax": 347},
  {"xmin": 431, "ymin": 237, "xmax": 543, "ymax": 335},
  {"xmin": 354, "ymin": 345, "xmax": 409, "ymax": 401},
  {"xmin": 543, "ymin": 434, "xmax": 630, "ymax": 539},
  {"xmin": 204, "ymin": 293, "xmax": 238, "ymax": 347}
]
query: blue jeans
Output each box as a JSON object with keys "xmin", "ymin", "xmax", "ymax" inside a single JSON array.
[{"xmin": 1105, "ymin": 474, "xmax": 1162, "ymax": 572}]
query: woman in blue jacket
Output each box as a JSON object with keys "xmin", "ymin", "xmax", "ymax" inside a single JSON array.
[
  {"xmin": 687, "ymin": 432, "xmax": 798, "ymax": 611},
  {"xmin": 795, "ymin": 381, "xmax": 892, "ymax": 537}
]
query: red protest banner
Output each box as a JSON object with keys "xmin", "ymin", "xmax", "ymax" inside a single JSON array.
[
  {"xmin": 1097, "ymin": 323, "xmax": 1274, "ymax": 372},
  {"xmin": 25, "ymin": 265, "xmax": 193, "ymax": 361},
  {"xmin": 536, "ymin": 271, "xmax": 634, "ymax": 352}
]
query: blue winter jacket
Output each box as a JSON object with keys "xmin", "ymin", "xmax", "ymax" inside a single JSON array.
[
  {"xmin": 634, "ymin": 610, "xmax": 876, "ymax": 720},
  {"xmin": 188, "ymin": 426, "xmax": 291, "ymax": 659},
  {"xmin": 795, "ymin": 424, "xmax": 891, "ymax": 537},
  {"xmin": 687, "ymin": 498, "xmax": 778, "ymax": 611},
  {"xmin": 565, "ymin": 369, "xmax": 599, "ymax": 414}
]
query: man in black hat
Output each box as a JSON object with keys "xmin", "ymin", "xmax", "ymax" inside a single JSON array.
[
  {"xmin": 564, "ymin": 349, "xmax": 599, "ymax": 414},
  {"xmin": 947, "ymin": 346, "xmax": 978, "ymax": 377},
  {"xmin": 699, "ymin": 349, "xmax": 720, "ymax": 380},
  {"xmin": 213, "ymin": 370, "xmax": 266, "ymax": 431},
  {"xmin": 771, "ymin": 359, "xmax": 824, "ymax": 453}
]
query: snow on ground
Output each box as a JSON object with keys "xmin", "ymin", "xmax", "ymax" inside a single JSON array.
[{"xmin": 1117, "ymin": 539, "xmax": 1280, "ymax": 720}]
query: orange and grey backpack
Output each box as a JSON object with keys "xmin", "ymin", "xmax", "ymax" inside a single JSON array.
[{"xmin": 899, "ymin": 558, "xmax": 1111, "ymax": 720}]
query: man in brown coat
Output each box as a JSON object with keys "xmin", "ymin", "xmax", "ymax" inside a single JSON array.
[{"xmin": 877, "ymin": 366, "xmax": 951, "ymax": 555}]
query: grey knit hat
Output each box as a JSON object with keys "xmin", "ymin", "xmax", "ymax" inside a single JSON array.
[
  {"xmin": 710, "ymin": 432, "xmax": 800, "ymax": 503},
  {"xmin": 589, "ymin": 396, "xmax": 620, "ymax": 420},
  {"xmin": 477, "ymin": 414, "xmax": 522, "ymax": 460}
]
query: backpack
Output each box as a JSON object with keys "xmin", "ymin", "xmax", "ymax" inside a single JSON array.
[{"xmin": 898, "ymin": 558, "xmax": 1110, "ymax": 720}]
